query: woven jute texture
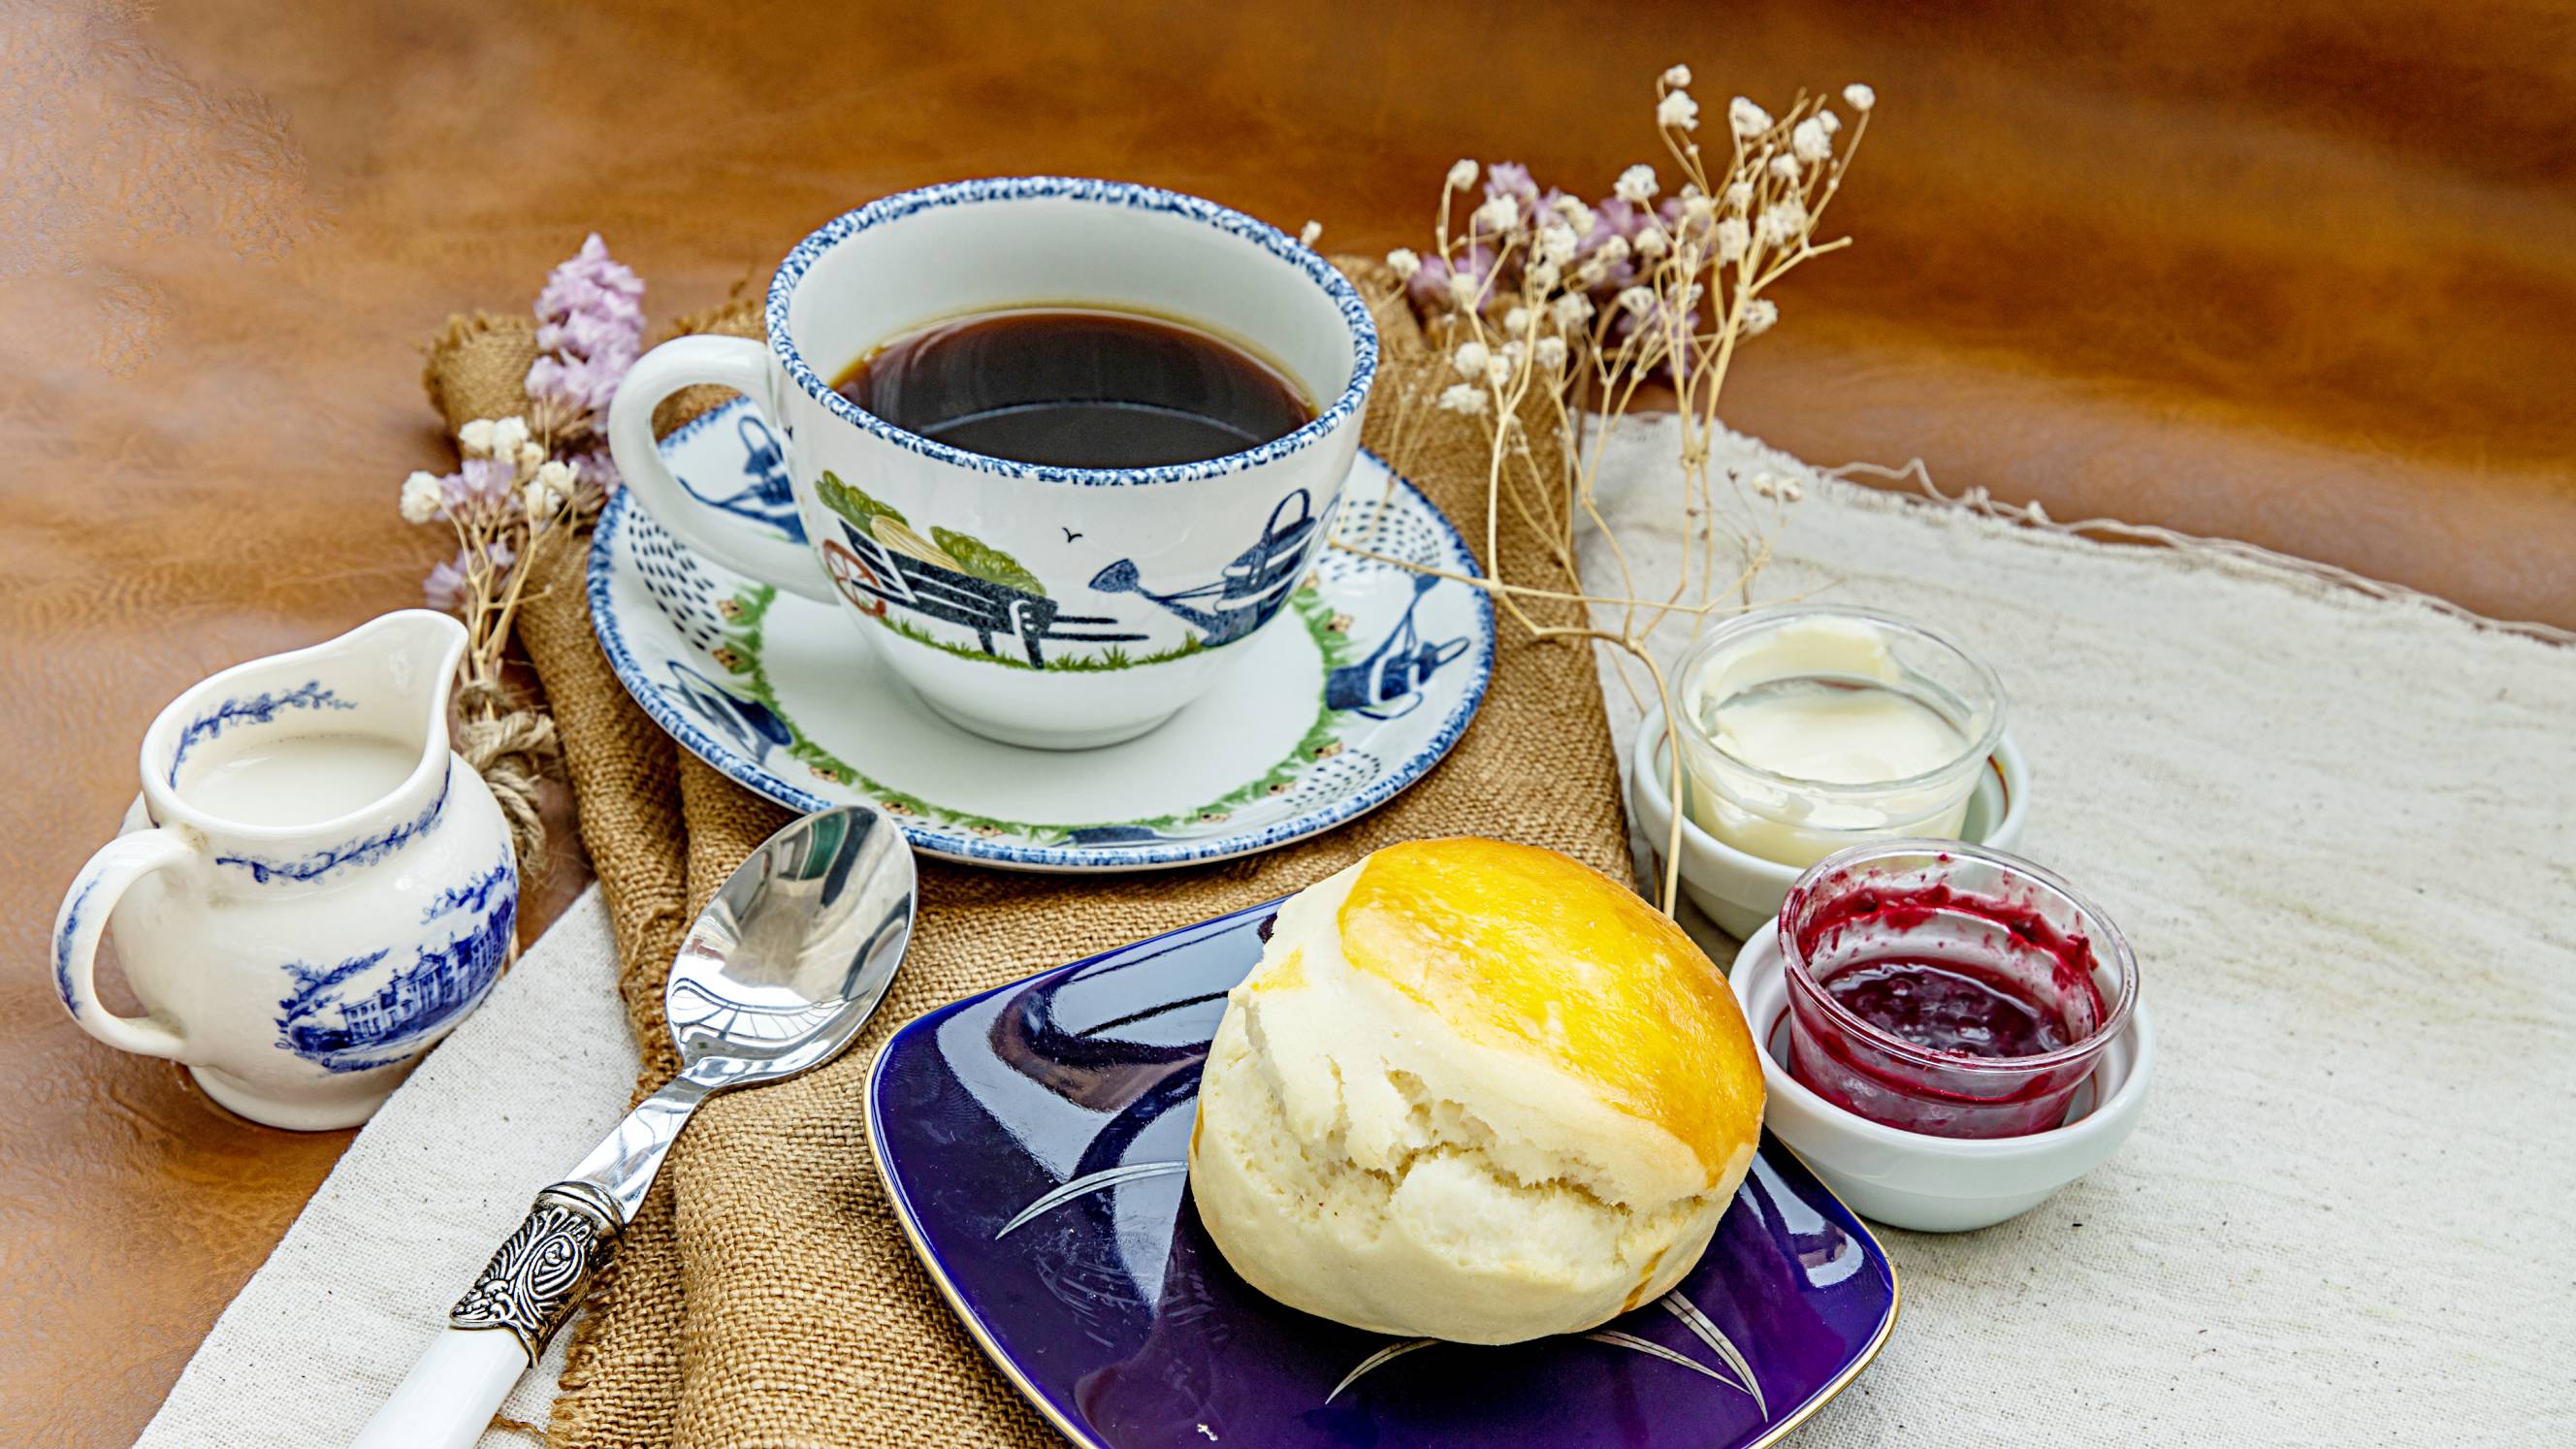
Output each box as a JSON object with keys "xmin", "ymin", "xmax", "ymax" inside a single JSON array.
[{"xmin": 426, "ymin": 259, "xmax": 1631, "ymax": 1447}]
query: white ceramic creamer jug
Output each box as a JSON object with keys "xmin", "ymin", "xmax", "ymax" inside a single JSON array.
[{"xmin": 51, "ymin": 611, "xmax": 518, "ymax": 1129}]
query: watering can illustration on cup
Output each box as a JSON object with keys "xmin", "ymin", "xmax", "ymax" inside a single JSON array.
[
  {"xmin": 1325, "ymin": 572, "xmax": 1470, "ymax": 720},
  {"xmin": 676, "ymin": 412, "xmax": 804, "ymax": 542},
  {"xmin": 1088, "ymin": 491, "xmax": 1319, "ymax": 647}
]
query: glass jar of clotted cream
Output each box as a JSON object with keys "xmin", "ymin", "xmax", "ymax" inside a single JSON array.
[{"xmin": 1670, "ymin": 606, "xmax": 2005, "ymax": 868}]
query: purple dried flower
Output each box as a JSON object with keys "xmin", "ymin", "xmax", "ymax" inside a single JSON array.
[
  {"xmin": 534, "ymin": 234, "xmax": 644, "ymax": 335},
  {"xmin": 1592, "ymin": 197, "xmax": 1651, "ymax": 244},
  {"xmin": 1407, "ymin": 243, "xmax": 1500, "ymax": 311},
  {"xmin": 1483, "ymin": 162, "xmax": 1541, "ymax": 221},
  {"xmin": 424, "ymin": 555, "xmax": 468, "ymax": 613},
  {"xmin": 443, "ymin": 456, "xmax": 519, "ymax": 517},
  {"xmin": 571, "ymin": 445, "xmax": 620, "ymax": 503},
  {"xmin": 424, "ymin": 538, "xmax": 523, "ymax": 612},
  {"xmin": 526, "ymin": 234, "xmax": 646, "ymax": 425}
]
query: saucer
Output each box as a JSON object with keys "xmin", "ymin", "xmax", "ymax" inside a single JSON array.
[
  {"xmin": 590, "ymin": 398, "xmax": 1496, "ymax": 872},
  {"xmin": 867, "ymin": 897, "xmax": 1901, "ymax": 1448}
]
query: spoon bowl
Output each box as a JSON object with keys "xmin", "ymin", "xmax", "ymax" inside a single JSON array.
[
  {"xmin": 666, "ymin": 806, "xmax": 916, "ymax": 1081},
  {"xmin": 354, "ymin": 805, "xmax": 917, "ymax": 1449}
]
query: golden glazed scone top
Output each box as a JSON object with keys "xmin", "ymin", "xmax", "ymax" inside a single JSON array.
[{"xmin": 1335, "ymin": 838, "xmax": 1763, "ymax": 1183}]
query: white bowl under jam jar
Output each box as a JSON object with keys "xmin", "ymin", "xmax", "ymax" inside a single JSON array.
[{"xmin": 1669, "ymin": 606, "xmax": 2006, "ymax": 869}]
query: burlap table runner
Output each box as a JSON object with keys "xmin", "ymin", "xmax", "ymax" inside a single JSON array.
[{"xmin": 424, "ymin": 258, "xmax": 1630, "ymax": 1447}]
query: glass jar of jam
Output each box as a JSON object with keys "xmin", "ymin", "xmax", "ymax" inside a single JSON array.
[{"xmin": 1779, "ymin": 840, "xmax": 2138, "ymax": 1139}]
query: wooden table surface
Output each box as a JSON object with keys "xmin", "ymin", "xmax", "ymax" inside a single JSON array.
[{"xmin": 3, "ymin": 0, "xmax": 2568, "ymax": 1441}]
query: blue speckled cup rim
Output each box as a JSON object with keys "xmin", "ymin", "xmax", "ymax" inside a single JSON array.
[{"xmin": 763, "ymin": 176, "xmax": 1381, "ymax": 488}]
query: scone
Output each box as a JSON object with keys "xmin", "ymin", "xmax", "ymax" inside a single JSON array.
[{"xmin": 1188, "ymin": 837, "xmax": 1765, "ymax": 1344}]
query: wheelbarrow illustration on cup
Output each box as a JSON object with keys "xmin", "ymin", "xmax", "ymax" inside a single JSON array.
[
  {"xmin": 1087, "ymin": 490, "xmax": 1319, "ymax": 648},
  {"xmin": 1325, "ymin": 572, "xmax": 1469, "ymax": 721},
  {"xmin": 823, "ymin": 519, "xmax": 1146, "ymax": 669},
  {"xmin": 677, "ymin": 412, "xmax": 805, "ymax": 543}
]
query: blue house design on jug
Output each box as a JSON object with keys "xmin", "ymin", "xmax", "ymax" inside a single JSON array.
[{"xmin": 274, "ymin": 856, "xmax": 517, "ymax": 1073}]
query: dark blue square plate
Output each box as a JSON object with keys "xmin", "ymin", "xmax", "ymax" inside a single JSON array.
[{"xmin": 865, "ymin": 900, "xmax": 1900, "ymax": 1447}]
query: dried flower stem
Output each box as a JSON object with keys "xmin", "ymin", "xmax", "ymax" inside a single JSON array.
[{"xmin": 1359, "ymin": 67, "xmax": 1879, "ymax": 915}]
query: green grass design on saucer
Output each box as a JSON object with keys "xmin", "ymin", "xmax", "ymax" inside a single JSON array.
[{"xmin": 711, "ymin": 582, "xmax": 1355, "ymax": 845}]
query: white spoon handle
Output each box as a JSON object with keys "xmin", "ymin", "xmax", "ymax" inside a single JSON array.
[
  {"xmin": 350, "ymin": 1329, "xmax": 527, "ymax": 1448},
  {"xmin": 351, "ymin": 1182, "xmax": 622, "ymax": 1448}
]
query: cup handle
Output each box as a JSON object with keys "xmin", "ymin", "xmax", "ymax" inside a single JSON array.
[
  {"xmin": 604, "ymin": 334, "xmax": 835, "ymax": 602},
  {"xmin": 53, "ymin": 827, "xmax": 197, "ymax": 1061}
]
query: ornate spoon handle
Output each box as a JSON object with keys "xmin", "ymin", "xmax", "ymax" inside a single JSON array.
[
  {"xmin": 351, "ymin": 1071, "xmax": 713, "ymax": 1449},
  {"xmin": 446, "ymin": 1182, "xmax": 623, "ymax": 1362}
]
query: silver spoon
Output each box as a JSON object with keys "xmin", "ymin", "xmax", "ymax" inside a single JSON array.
[{"xmin": 353, "ymin": 805, "xmax": 916, "ymax": 1449}]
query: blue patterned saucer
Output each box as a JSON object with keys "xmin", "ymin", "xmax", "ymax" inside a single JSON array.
[
  {"xmin": 589, "ymin": 398, "xmax": 1495, "ymax": 872},
  {"xmin": 867, "ymin": 901, "xmax": 1902, "ymax": 1448}
]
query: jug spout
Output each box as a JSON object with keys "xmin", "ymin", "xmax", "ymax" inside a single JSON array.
[
  {"xmin": 141, "ymin": 610, "xmax": 470, "ymax": 888},
  {"xmin": 337, "ymin": 608, "xmax": 472, "ymax": 735}
]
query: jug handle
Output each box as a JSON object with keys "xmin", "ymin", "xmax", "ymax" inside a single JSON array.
[
  {"xmin": 605, "ymin": 334, "xmax": 835, "ymax": 603},
  {"xmin": 53, "ymin": 828, "xmax": 196, "ymax": 1061}
]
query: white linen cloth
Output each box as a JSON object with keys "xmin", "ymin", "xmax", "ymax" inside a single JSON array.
[
  {"xmin": 142, "ymin": 890, "xmax": 631, "ymax": 1447},
  {"xmin": 144, "ymin": 422, "xmax": 2575, "ymax": 1446}
]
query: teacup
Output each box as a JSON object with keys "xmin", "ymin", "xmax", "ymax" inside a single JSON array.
[{"xmin": 607, "ymin": 177, "xmax": 1380, "ymax": 750}]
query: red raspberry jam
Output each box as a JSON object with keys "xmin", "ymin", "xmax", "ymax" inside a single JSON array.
[{"xmin": 1779, "ymin": 845, "xmax": 2134, "ymax": 1140}]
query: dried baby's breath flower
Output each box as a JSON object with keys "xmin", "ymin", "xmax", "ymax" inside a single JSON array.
[
  {"xmin": 515, "ymin": 439, "xmax": 546, "ymax": 469},
  {"xmin": 1843, "ymin": 82, "xmax": 1876, "ymax": 112},
  {"xmin": 1436, "ymin": 381, "xmax": 1489, "ymax": 415},
  {"xmin": 1715, "ymin": 216, "xmax": 1749, "ymax": 263},
  {"xmin": 458, "ymin": 419, "xmax": 497, "ymax": 456},
  {"xmin": 490, "ymin": 416, "xmax": 531, "ymax": 457},
  {"xmin": 1757, "ymin": 198, "xmax": 1810, "ymax": 245},
  {"xmin": 1300, "ymin": 220, "xmax": 1323, "ymax": 246},
  {"xmin": 1387, "ymin": 247, "xmax": 1422, "ymax": 279},
  {"xmin": 400, "ymin": 470, "xmax": 444, "ymax": 524},
  {"xmin": 1372, "ymin": 63, "xmax": 1881, "ymax": 914},
  {"xmin": 1750, "ymin": 469, "xmax": 1804, "ymax": 502}
]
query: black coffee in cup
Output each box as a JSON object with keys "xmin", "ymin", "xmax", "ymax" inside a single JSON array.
[{"xmin": 830, "ymin": 306, "xmax": 1314, "ymax": 469}]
